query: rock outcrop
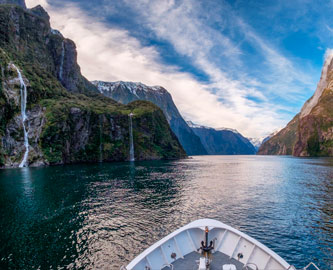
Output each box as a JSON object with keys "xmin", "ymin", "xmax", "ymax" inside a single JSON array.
[
  {"xmin": 93, "ymin": 81, "xmax": 207, "ymax": 155},
  {"xmin": 0, "ymin": 2, "xmax": 186, "ymax": 167}
]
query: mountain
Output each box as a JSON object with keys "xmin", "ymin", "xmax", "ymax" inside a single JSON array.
[
  {"xmin": 257, "ymin": 115, "xmax": 299, "ymax": 155},
  {"xmin": 92, "ymin": 81, "xmax": 207, "ymax": 155},
  {"xmin": 261, "ymin": 130, "xmax": 280, "ymax": 144},
  {"xmin": 294, "ymin": 52, "xmax": 333, "ymax": 156},
  {"xmin": 248, "ymin": 129, "xmax": 281, "ymax": 151},
  {"xmin": 259, "ymin": 51, "xmax": 333, "ymax": 156},
  {"xmin": 248, "ymin": 137, "xmax": 265, "ymax": 151},
  {"xmin": 187, "ymin": 122, "xmax": 256, "ymax": 155},
  {"xmin": 0, "ymin": 1, "xmax": 186, "ymax": 167}
]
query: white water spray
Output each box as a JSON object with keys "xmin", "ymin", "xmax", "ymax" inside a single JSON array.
[
  {"xmin": 59, "ymin": 41, "xmax": 65, "ymax": 81},
  {"xmin": 13, "ymin": 64, "xmax": 29, "ymax": 168},
  {"xmin": 129, "ymin": 113, "xmax": 135, "ymax": 162}
]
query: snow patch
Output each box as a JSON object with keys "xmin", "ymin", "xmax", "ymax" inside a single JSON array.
[
  {"xmin": 186, "ymin": 121, "xmax": 240, "ymax": 134},
  {"xmin": 216, "ymin": 127, "xmax": 239, "ymax": 134},
  {"xmin": 186, "ymin": 121, "xmax": 212, "ymax": 129},
  {"xmin": 92, "ymin": 80, "xmax": 165, "ymax": 97}
]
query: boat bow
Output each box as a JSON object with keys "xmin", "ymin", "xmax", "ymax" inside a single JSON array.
[{"xmin": 125, "ymin": 219, "xmax": 295, "ymax": 270}]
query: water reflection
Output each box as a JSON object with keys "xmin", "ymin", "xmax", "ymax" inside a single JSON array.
[{"xmin": 0, "ymin": 156, "xmax": 332, "ymax": 269}]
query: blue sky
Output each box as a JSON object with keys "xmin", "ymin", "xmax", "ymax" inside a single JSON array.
[{"xmin": 26, "ymin": 0, "xmax": 333, "ymax": 137}]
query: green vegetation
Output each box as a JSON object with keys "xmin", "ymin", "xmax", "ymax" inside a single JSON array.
[
  {"xmin": 258, "ymin": 114, "xmax": 299, "ymax": 155},
  {"xmin": 0, "ymin": 4, "xmax": 186, "ymax": 166},
  {"xmin": 307, "ymin": 132, "xmax": 320, "ymax": 157}
]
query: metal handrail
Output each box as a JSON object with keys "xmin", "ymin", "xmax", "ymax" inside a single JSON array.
[
  {"xmin": 288, "ymin": 262, "xmax": 321, "ymax": 270},
  {"xmin": 243, "ymin": 262, "xmax": 259, "ymax": 270},
  {"xmin": 303, "ymin": 262, "xmax": 320, "ymax": 270},
  {"xmin": 160, "ymin": 264, "xmax": 174, "ymax": 270},
  {"xmin": 122, "ymin": 261, "xmax": 320, "ymax": 270}
]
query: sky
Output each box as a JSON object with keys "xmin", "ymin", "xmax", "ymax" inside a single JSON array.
[{"xmin": 26, "ymin": 0, "xmax": 333, "ymax": 138}]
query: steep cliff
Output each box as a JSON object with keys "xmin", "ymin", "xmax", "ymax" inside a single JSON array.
[
  {"xmin": 92, "ymin": 81, "xmax": 207, "ymax": 155},
  {"xmin": 0, "ymin": 2, "xmax": 186, "ymax": 167},
  {"xmin": 259, "ymin": 51, "xmax": 333, "ymax": 156},
  {"xmin": 294, "ymin": 52, "xmax": 333, "ymax": 156},
  {"xmin": 257, "ymin": 115, "xmax": 299, "ymax": 155},
  {"xmin": 187, "ymin": 122, "xmax": 256, "ymax": 155}
]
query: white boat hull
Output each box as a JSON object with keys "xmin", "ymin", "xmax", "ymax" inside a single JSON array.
[{"xmin": 125, "ymin": 219, "xmax": 295, "ymax": 270}]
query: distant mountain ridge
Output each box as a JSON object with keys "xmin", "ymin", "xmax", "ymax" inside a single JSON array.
[
  {"xmin": 248, "ymin": 137, "xmax": 264, "ymax": 151},
  {"xmin": 92, "ymin": 80, "xmax": 207, "ymax": 155},
  {"xmin": 186, "ymin": 121, "xmax": 256, "ymax": 155},
  {"xmin": 249, "ymin": 130, "xmax": 280, "ymax": 151}
]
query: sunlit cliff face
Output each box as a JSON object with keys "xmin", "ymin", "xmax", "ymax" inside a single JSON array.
[{"xmin": 301, "ymin": 49, "xmax": 333, "ymax": 118}]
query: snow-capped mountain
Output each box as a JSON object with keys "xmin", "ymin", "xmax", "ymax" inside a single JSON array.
[
  {"xmin": 92, "ymin": 81, "xmax": 207, "ymax": 155},
  {"xmin": 248, "ymin": 130, "xmax": 281, "ymax": 151},
  {"xmin": 248, "ymin": 137, "xmax": 265, "ymax": 151},
  {"xmin": 187, "ymin": 121, "xmax": 240, "ymax": 134},
  {"xmin": 186, "ymin": 121, "xmax": 210, "ymax": 130}
]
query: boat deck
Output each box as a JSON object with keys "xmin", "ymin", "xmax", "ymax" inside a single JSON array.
[{"xmin": 161, "ymin": 251, "xmax": 246, "ymax": 270}]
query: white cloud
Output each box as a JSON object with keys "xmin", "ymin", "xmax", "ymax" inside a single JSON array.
[
  {"xmin": 26, "ymin": 0, "xmax": 47, "ymax": 7},
  {"xmin": 25, "ymin": 0, "xmax": 310, "ymax": 138}
]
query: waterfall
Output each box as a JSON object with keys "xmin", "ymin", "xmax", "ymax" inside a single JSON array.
[
  {"xmin": 59, "ymin": 41, "xmax": 65, "ymax": 81},
  {"xmin": 13, "ymin": 64, "xmax": 29, "ymax": 168},
  {"xmin": 99, "ymin": 115, "xmax": 103, "ymax": 163},
  {"xmin": 129, "ymin": 113, "xmax": 135, "ymax": 162}
]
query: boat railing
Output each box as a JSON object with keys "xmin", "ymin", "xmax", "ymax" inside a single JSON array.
[
  {"xmin": 302, "ymin": 262, "xmax": 321, "ymax": 270},
  {"xmin": 160, "ymin": 264, "xmax": 174, "ymax": 270},
  {"xmin": 288, "ymin": 262, "xmax": 321, "ymax": 270},
  {"xmin": 120, "ymin": 265, "xmax": 175, "ymax": 270},
  {"xmin": 243, "ymin": 262, "xmax": 258, "ymax": 270},
  {"xmin": 121, "ymin": 261, "xmax": 321, "ymax": 270}
]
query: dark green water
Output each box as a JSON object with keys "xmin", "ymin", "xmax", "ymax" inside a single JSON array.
[{"xmin": 0, "ymin": 156, "xmax": 332, "ymax": 269}]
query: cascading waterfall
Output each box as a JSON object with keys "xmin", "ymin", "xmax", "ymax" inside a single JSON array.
[
  {"xmin": 59, "ymin": 41, "xmax": 65, "ymax": 81},
  {"xmin": 13, "ymin": 64, "xmax": 30, "ymax": 168},
  {"xmin": 128, "ymin": 113, "xmax": 135, "ymax": 162},
  {"xmin": 99, "ymin": 115, "xmax": 103, "ymax": 163}
]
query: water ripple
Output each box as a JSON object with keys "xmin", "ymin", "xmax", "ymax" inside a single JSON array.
[{"xmin": 0, "ymin": 156, "xmax": 332, "ymax": 269}]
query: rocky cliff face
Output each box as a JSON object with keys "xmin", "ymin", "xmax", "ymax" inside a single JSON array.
[
  {"xmin": 257, "ymin": 115, "xmax": 299, "ymax": 155},
  {"xmin": 187, "ymin": 122, "xmax": 256, "ymax": 155},
  {"xmin": 0, "ymin": 2, "xmax": 98, "ymax": 95},
  {"xmin": 0, "ymin": 2, "xmax": 186, "ymax": 167},
  {"xmin": 92, "ymin": 81, "xmax": 207, "ymax": 155},
  {"xmin": 259, "ymin": 51, "xmax": 333, "ymax": 156},
  {"xmin": 294, "ymin": 52, "xmax": 333, "ymax": 156}
]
